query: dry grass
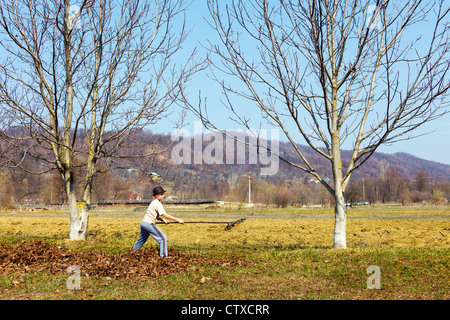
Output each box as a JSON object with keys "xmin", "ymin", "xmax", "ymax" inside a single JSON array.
[
  {"xmin": 0, "ymin": 205, "xmax": 448, "ymax": 300},
  {"xmin": 0, "ymin": 214, "xmax": 448, "ymax": 249}
]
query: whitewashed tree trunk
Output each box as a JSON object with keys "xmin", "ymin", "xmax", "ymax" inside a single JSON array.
[
  {"xmin": 69, "ymin": 200, "xmax": 89, "ymax": 241},
  {"xmin": 333, "ymin": 191, "xmax": 347, "ymax": 249},
  {"xmin": 331, "ymin": 126, "xmax": 347, "ymax": 248},
  {"xmin": 64, "ymin": 171, "xmax": 90, "ymax": 240}
]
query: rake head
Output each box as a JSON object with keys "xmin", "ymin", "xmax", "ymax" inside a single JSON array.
[{"xmin": 224, "ymin": 218, "xmax": 246, "ymax": 231}]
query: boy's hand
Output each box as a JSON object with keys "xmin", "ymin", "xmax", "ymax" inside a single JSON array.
[{"xmin": 177, "ymin": 218, "xmax": 184, "ymax": 224}]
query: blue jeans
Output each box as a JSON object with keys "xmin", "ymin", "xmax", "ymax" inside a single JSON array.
[{"xmin": 132, "ymin": 221, "xmax": 168, "ymax": 257}]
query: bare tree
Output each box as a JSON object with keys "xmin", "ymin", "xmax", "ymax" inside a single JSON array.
[
  {"xmin": 0, "ymin": 0, "xmax": 199, "ymax": 240},
  {"xmin": 189, "ymin": 0, "xmax": 450, "ymax": 248}
]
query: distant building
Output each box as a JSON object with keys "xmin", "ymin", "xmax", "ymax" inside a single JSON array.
[
  {"xmin": 165, "ymin": 195, "xmax": 179, "ymax": 202},
  {"xmin": 309, "ymin": 177, "xmax": 332, "ymax": 184},
  {"xmin": 309, "ymin": 177, "xmax": 320, "ymax": 183},
  {"xmin": 127, "ymin": 194, "xmax": 142, "ymax": 200}
]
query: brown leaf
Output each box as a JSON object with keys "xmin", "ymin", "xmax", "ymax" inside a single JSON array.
[{"xmin": 0, "ymin": 240, "xmax": 247, "ymax": 280}]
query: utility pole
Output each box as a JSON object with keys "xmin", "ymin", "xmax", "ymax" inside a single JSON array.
[
  {"xmin": 248, "ymin": 172, "xmax": 251, "ymax": 204},
  {"xmin": 362, "ymin": 178, "xmax": 365, "ymax": 202}
]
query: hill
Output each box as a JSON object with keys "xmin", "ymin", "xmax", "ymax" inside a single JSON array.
[
  {"xmin": 160, "ymin": 132, "xmax": 450, "ymax": 183},
  {"xmin": 2, "ymin": 129, "xmax": 449, "ymax": 206}
]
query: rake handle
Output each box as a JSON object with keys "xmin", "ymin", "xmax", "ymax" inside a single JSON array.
[
  {"xmin": 156, "ymin": 218, "xmax": 246, "ymax": 230},
  {"xmin": 156, "ymin": 221, "xmax": 228, "ymax": 224}
]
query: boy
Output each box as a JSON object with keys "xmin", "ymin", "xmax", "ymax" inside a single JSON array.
[{"xmin": 131, "ymin": 186, "xmax": 184, "ymax": 257}]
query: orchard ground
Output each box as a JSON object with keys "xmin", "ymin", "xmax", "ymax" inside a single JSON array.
[{"xmin": 0, "ymin": 203, "xmax": 448, "ymax": 299}]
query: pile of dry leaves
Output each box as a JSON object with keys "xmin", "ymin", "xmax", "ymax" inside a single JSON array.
[{"xmin": 0, "ymin": 240, "xmax": 245, "ymax": 280}]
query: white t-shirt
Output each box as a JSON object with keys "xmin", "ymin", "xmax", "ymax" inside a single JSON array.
[{"xmin": 142, "ymin": 199, "xmax": 167, "ymax": 224}]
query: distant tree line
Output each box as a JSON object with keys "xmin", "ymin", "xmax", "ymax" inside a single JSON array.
[
  {"xmin": 1, "ymin": 127, "xmax": 449, "ymax": 209},
  {"xmin": 1, "ymin": 162, "xmax": 449, "ymax": 209}
]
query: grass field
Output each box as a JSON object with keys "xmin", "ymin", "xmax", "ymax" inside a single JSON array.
[{"xmin": 0, "ymin": 204, "xmax": 449, "ymax": 300}]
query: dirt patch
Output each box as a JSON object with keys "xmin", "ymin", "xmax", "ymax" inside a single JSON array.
[
  {"xmin": 0, "ymin": 215, "xmax": 449, "ymax": 248},
  {"xmin": 0, "ymin": 240, "xmax": 245, "ymax": 280}
]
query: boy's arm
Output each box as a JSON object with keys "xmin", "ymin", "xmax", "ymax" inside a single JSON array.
[
  {"xmin": 156, "ymin": 215, "xmax": 167, "ymax": 224},
  {"xmin": 162, "ymin": 213, "xmax": 184, "ymax": 224}
]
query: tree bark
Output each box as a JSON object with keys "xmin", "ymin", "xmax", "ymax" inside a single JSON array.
[
  {"xmin": 62, "ymin": 172, "xmax": 88, "ymax": 240},
  {"xmin": 69, "ymin": 201, "xmax": 89, "ymax": 241},
  {"xmin": 333, "ymin": 189, "xmax": 347, "ymax": 249},
  {"xmin": 331, "ymin": 121, "xmax": 347, "ymax": 248}
]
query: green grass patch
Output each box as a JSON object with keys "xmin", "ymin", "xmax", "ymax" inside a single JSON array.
[{"xmin": 1, "ymin": 237, "xmax": 448, "ymax": 300}]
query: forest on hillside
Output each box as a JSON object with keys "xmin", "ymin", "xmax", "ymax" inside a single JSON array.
[{"xmin": 1, "ymin": 130, "xmax": 450, "ymax": 208}]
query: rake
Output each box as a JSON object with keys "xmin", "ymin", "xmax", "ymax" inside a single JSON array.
[{"xmin": 156, "ymin": 218, "xmax": 246, "ymax": 231}]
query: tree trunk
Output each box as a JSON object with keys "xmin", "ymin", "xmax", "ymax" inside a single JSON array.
[
  {"xmin": 333, "ymin": 188, "xmax": 347, "ymax": 249},
  {"xmin": 331, "ymin": 130, "xmax": 347, "ymax": 248},
  {"xmin": 69, "ymin": 202, "xmax": 89, "ymax": 240},
  {"xmin": 64, "ymin": 172, "xmax": 89, "ymax": 240}
]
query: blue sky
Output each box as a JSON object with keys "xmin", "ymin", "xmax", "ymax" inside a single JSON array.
[
  {"xmin": 3, "ymin": 1, "xmax": 447, "ymax": 165},
  {"xmin": 157, "ymin": 0, "xmax": 450, "ymax": 166},
  {"xmin": 376, "ymin": 116, "xmax": 450, "ymax": 165}
]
